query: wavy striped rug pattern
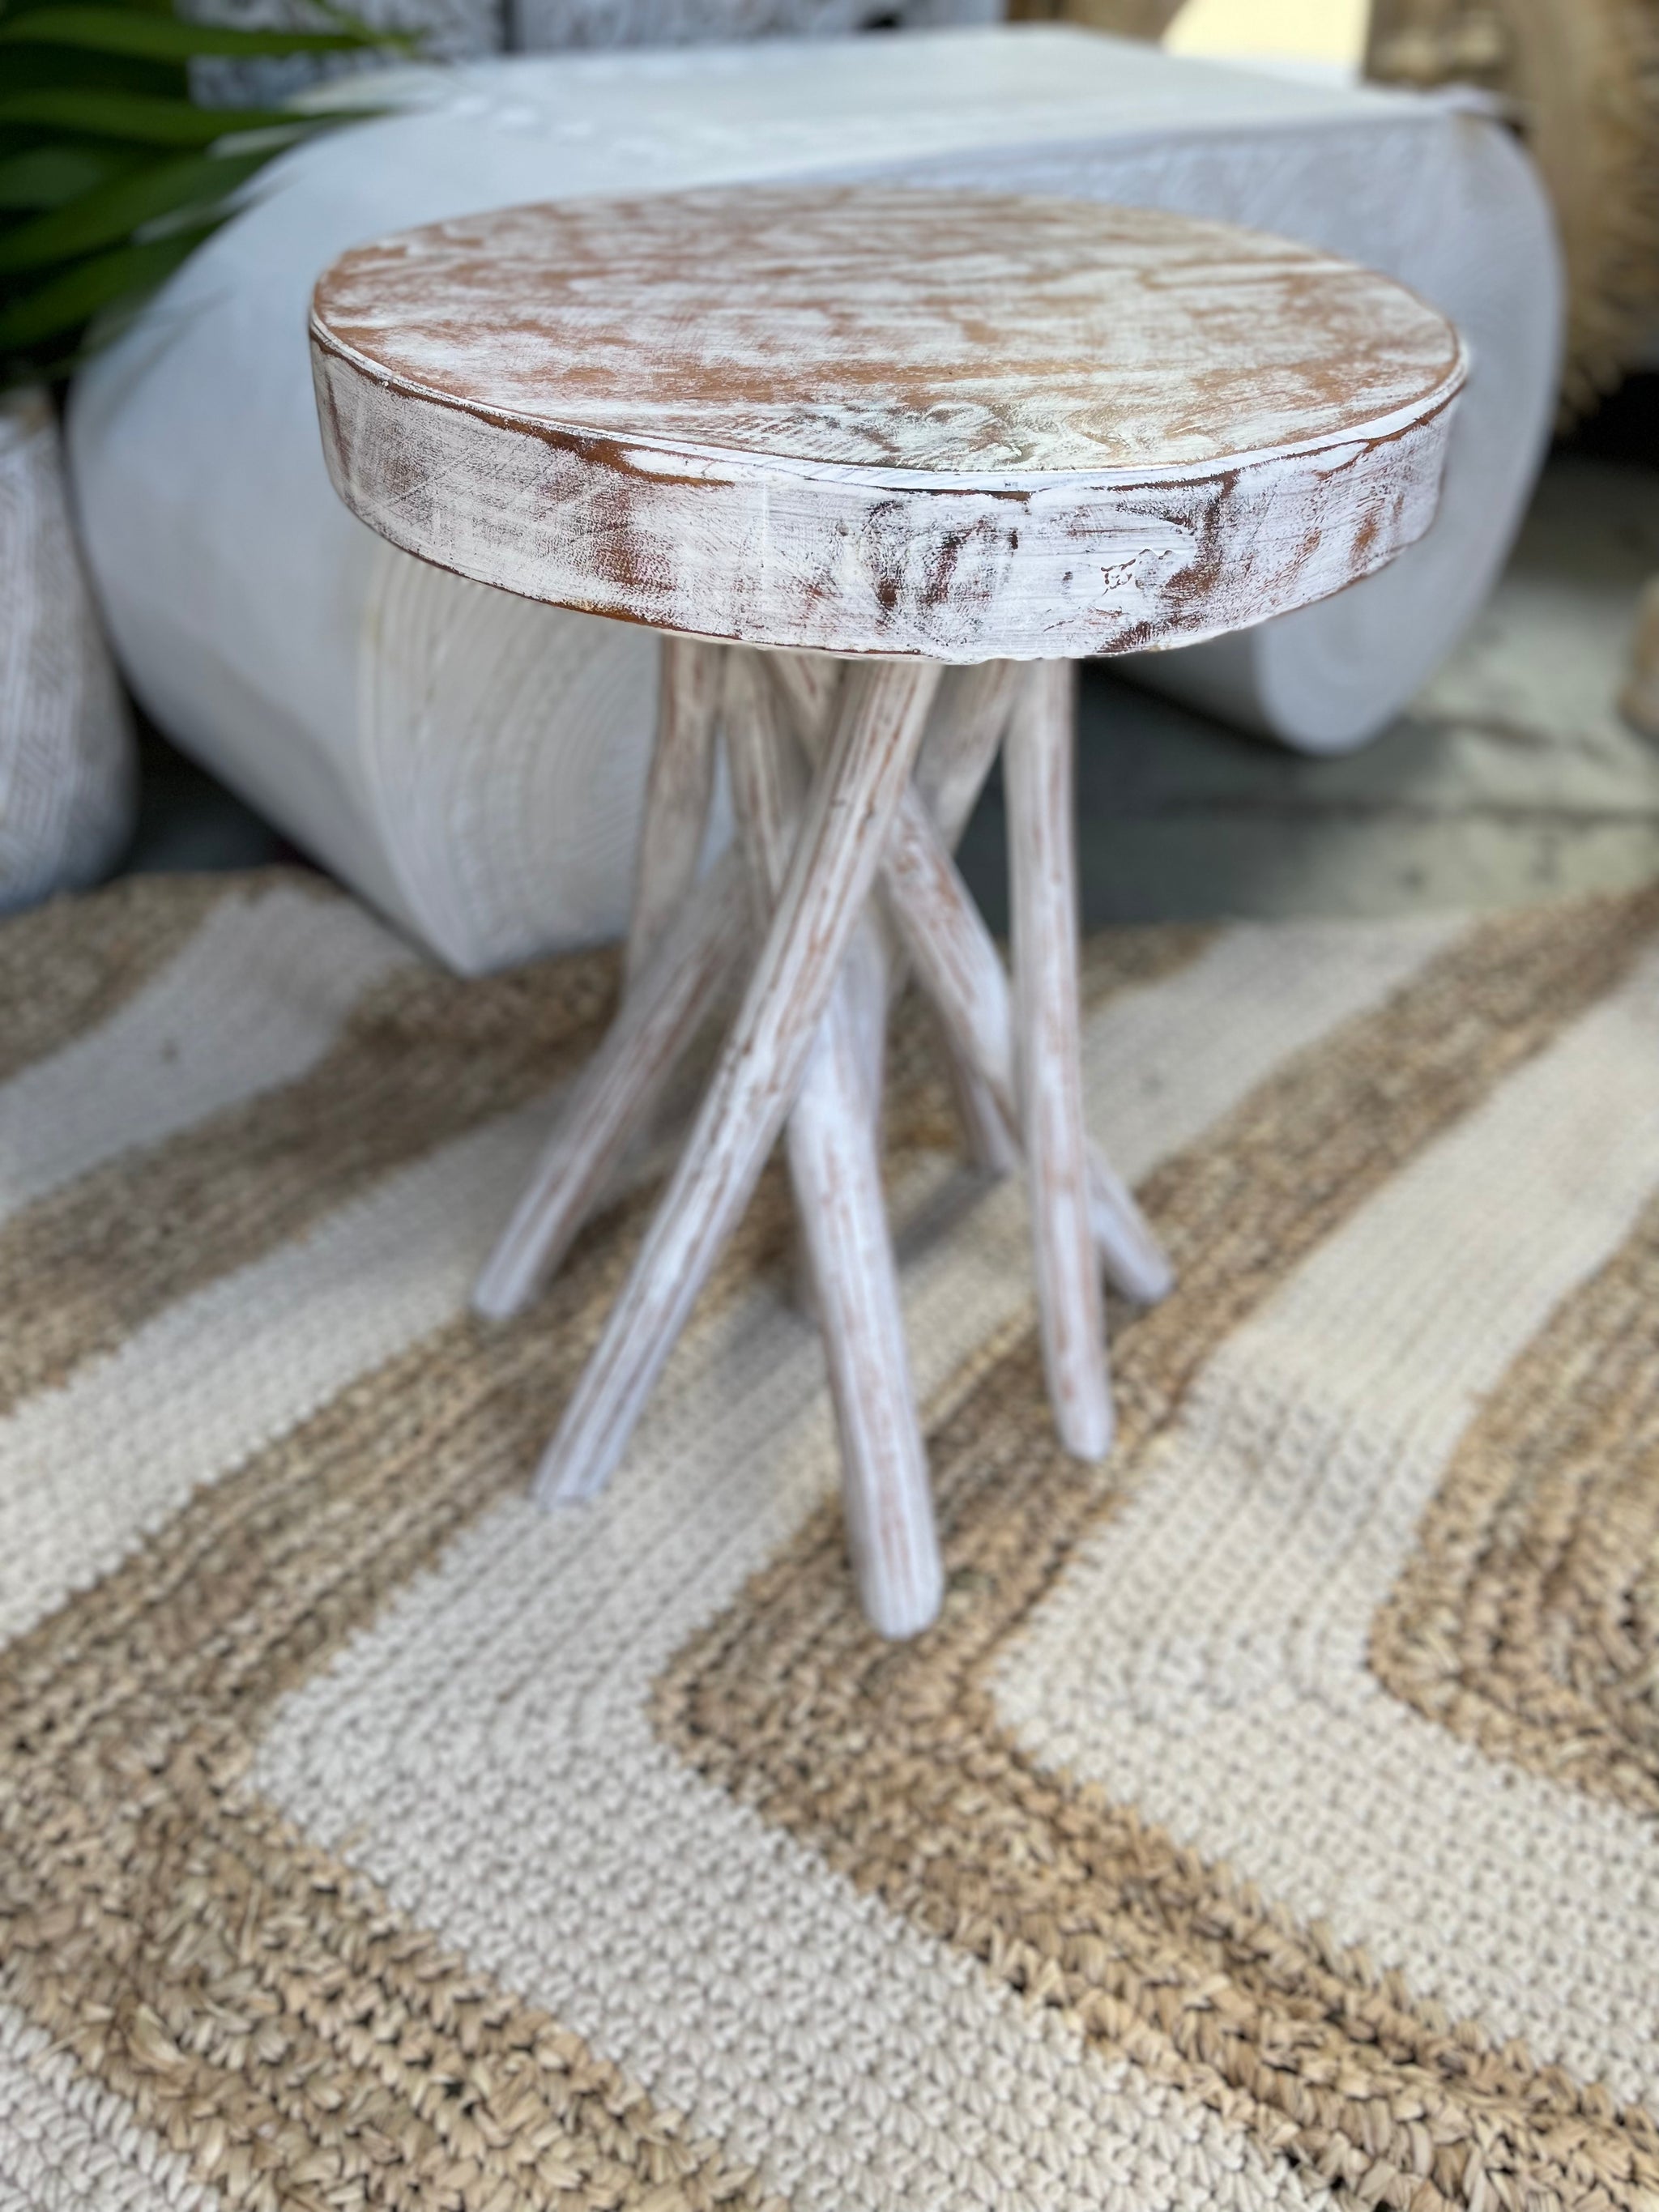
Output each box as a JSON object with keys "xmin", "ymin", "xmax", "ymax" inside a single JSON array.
[{"xmin": 2, "ymin": 868, "xmax": 1657, "ymax": 2212}]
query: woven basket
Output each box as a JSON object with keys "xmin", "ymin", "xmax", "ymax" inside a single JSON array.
[{"xmin": 0, "ymin": 387, "xmax": 135, "ymax": 913}]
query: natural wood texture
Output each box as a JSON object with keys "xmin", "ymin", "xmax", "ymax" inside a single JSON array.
[
  {"xmin": 1004, "ymin": 660, "xmax": 1113, "ymax": 1460},
  {"xmin": 723, "ymin": 652, "xmax": 941, "ymax": 1638},
  {"xmin": 772, "ymin": 651, "xmax": 1171, "ymax": 1305},
  {"xmin": 535, "ymin": 659, "xmax": 940, "ymax": 1507},
  {"xmin": 625, "ymin": 637, "xmax": 723, "ymax": 987},
  {"xmin": 880, "ymin": 759, "xmax": 1173, "ymax": 1305},
  {"xmin": 768, "ymin": 649, "xmax": 1012, "ymax": 1173},
  {"xmin": 908, "ymin": 663, "xmax": 1024, "ymax": 1174},
  {"xmin": 311, "ymin": 186, "xmax": 1465, "ymax": 662},
  {"xmin": 471, "ymin": 857, "xmax": 748, "ymax": 1321},
  {"xmin": 917, "ymin": 663, "xmax": 1024, "ymax": 850}
]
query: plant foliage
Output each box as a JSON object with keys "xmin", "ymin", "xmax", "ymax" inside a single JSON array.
[{"xmin": 0, "ymin": 0, "xmax": 402, "ymax": 387}]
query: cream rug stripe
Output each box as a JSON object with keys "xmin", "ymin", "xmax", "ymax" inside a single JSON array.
[
  {"xmin": 251, "ymin": 917, "xmax": 1467, "ymax": 2212},
  {"xmin": 1073, "ymin": 914, "xmax": 1465, "ymax": 1179},
  {"xmin": 0, "ymin": 1102, "xmax": 554, "ymax": 1644},
  {"xmin": 0, "ymin": 884, "xmax": 410, "ymax": 1221},
  {"xmin": 994, "ymin": 939, "xmax": 1659, "ymax": 2108},
  {"xmin": 0, "ymin": 2002, "xmax": 209, "ymax": 2212}
]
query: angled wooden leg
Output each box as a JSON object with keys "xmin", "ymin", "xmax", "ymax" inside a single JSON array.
[
  {"xmin": 471, "ymin": 858, "xmax": 748, "ymax": 1320},
  {"xmin": 476, "ymin": 637, "xmax": 736, "ymax": 1319},
  {"xmin": 914, "ymin": 663, "xmax": 1023, "ymax": 1176},
  {"xmin": 917, "ymin": 662, "xmax": 1022, "ymax": 847},
  {"xmin": 775, "ymin": 656, "xmax": 1171, "ymax": 1305},
  {"xmin": 768, "ymin": 650, "xmax": 1014, "ymax": 1174},
  {"xmin": 625, "ymin": 636, "xmax": 725, "ymax": 987},
  {"xmin": 534, "ymin": 657, "xmax": 941, "ymax": 1509},
  {"xmin": 724, "ymin": 652, "xmax": 940, "ymax": 1638},
  {"xmin": 1005, "ymin": 659, "xmax": 1113, "ymax": 1460},
  {"xmin": 878, "ymin": 780, "xmax": 1172, "ymax": 1306}
]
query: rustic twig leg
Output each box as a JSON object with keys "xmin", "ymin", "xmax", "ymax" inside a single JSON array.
[
  {"xmin": 724, "ymin": 652, "xmax": 940, "ymax": 1638},
  {"xmin": 775, "ymin": 657, "xmax": 1171, "ymax": 1306},
  {"xmin": 878, "ymin": 778, "xmax": 1172, "ymax": 1306},
  {"xmin": 474, "ymin": 639, "xmax": 740, "ymax": 1319},
  {"xmin": 625, "ymin": 637, "xmax": 725, "ymax": 987},
  {"xmin": 535, "ymin": 658, "xmax": 942, "ymax": 1507},
  {"xmin": 471, "ymin": 859, "xmax": 749, "ymax": 1320},
  {"xmin": 1004, "ymin": 660, "xmax": 1113, "ymax": 1460},
  {"xmin": 769, "ymin": 651, "xmax": 1014, "ymax": 1174}
]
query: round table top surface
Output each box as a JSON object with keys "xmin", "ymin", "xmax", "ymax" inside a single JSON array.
[{"xmin": 311, "ymin": 185, "xmax": 1462, "ymax": 483}]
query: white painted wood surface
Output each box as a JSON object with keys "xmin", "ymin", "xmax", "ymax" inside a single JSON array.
[
  {"xmin": 1004, "ymin": 660, "xmax": 1113, "ymax": 1460},
  {"xmin": 770, "ymin": 649, "xmax": 1014, "ymax": 1173},
  {"xmin": 625, "ymin": 636, "xmax": 723, "ymax": 987},
  {"xmin": 878, "ymin": 760, "xmax": 1173, "ymax": 1306},
  {"xmin": 311, "ymin": 186, "xmax": 1465, "ymax": 662},
  {"xmin": 911, "ymin": 663, "xmax": 1023, "ymax": 1174},
  {"xmin": 773, "ymin": 650, "xmax": 1171, "ymax": 1303},
  {"xmin": 723, "ymin": 650, "xmax": 941, "ymax": 1639},
  {"xmin": 535, "ymin": 658, "xmax": 940, "ymax": 1507}
]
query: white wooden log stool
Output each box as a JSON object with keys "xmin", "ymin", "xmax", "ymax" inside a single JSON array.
[{"xmin": 310, "ymin": 185, "xmax": 1465, "ymax": 1638}]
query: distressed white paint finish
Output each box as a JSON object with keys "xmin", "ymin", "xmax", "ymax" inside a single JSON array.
[
  {"xmin": 770, "ymin": 650, "xmax": 1171, "ymax": 1305},
  {"xmin": 724, "ymin": 650, "xmax": 940, "ymax": 1638},
  {"xmin": 535, "ymin": 659, "xmax": 940, "ymax": 1507},
  {"xmin": 471, "ymin": 858, "xmax": 748, "ymax": 1322},
  {"xmin": 625, "ymin": 635, "xmax": 724, "ymax": 987},
  {"xmin": 879, "ymin": 758, "xmax": 1174, "ymax": 1306},
  {"xmin": 768, "ymin": 646, "xmax": 1010, "ymax": 1172},
  {"xmin": 1006, "ymin": 660, "xmax": 1112, "ymax": 1460},
  {"xmin": 912, "ymin": 661, "xmax": 1025, "ymax": 1174},
  {"xmin": 311, "ymin": 185, "xmax": 1465, "ymax": 662}
]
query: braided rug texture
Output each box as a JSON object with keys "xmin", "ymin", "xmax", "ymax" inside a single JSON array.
[{"xmin": 2, "ymin": 867, "xmax": 1659, "ymax": 2212}]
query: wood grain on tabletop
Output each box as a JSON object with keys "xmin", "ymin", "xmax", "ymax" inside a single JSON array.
[{"xmin": 310, "ymin": 186, "xmax": 1467, "ymax": 662}]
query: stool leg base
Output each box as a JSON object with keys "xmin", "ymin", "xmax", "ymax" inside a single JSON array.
[
  {"xmin": 491, "ymin": 641, "xmax": 1170, "ymax": 1632},
  {"xmin": 534, "ymin": 658, "xmax": 941, "ymax": 1511}
]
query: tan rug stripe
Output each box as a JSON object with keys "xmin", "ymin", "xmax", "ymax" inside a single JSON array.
[
  {"xmin": 0, "ymin": 932, "xmax": 619, "ymax": 1419},
  {"xmin": 0, "ymin": 872, "xmax": 232, "ymax": 1089},
  {"xmin": 0, "ymin": 911, "xmax": 1205, "ymax": 1423},
  {"xmin": 0, "ymin": 914, "xmax": 1209, "ymax": 2212},
  {"xmin": 1371, "ymin": 1182, "xmax": 1659, "ymax": 1819},
  {"xmin": 655, "ymin": 888, "xmax": 1659, "ymax": 2212}
]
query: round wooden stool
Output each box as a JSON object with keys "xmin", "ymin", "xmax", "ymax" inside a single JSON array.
[{"xmin": 310, "ymin": 185, "xmax": 1465, "ymax": 1639}]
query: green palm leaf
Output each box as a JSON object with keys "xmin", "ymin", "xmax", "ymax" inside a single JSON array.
[
  {"xmin": 0, "ymin": 88, "xmax": 322, "ymax": 141},
  {"xmin": 0, "ymin": 6, "xmax": 376, "ymax": 57},
  {"xmin": 0, "ymin": 0, "xmax": 404, "ymax": 386},
  {"xmin": 0, "ymin": 224, "xmax": 211, "ymax": 347},
  {"xmin": 0, "ymin": 143, "xmax": 141, "ymax": 206},
  {"xmin": 0, "ymin": 147, "xmax": 268, "ymax": 268}
]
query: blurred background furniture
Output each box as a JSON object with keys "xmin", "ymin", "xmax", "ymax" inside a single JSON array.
[
  {"xmin": 0, "ymin": 389, "xmax": 134, "ymax": 914},
  {"xmin": 69, "ymin": 25, "xmax": 1557, "ymax": 971}
]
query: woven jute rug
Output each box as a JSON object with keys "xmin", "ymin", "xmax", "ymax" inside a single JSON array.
[{"xmin": 4, "ymin": 867, "xmax": 1659, "ymax": 2212}]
